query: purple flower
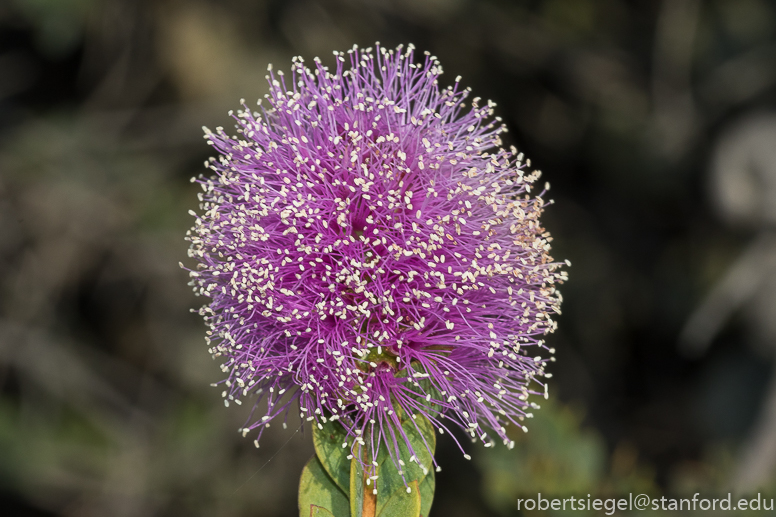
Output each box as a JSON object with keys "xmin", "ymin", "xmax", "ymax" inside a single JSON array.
[{"xmin": 186, "ymin": 43, "xmax": 565, "ymax": 468}]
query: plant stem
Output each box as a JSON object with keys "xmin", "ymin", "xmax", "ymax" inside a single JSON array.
[{"xmin": 362, "ymin": 469, "xmax": 377, "ymax": 517}]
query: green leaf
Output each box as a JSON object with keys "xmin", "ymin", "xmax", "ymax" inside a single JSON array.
[
  {"xmin": 375, "ymin": 414, "xmax": 436, "ymax": 514},
  {"xmin": 377, "ymin": 481, "xmax": 421, "ymax": 517},
  {"xmin": 313, "ymin": 419, "xmax": 352, "ymax": 493},
  {"xmin": 419, "ymin": 470, "xmax": 435, "ymax": 517},
  {"xmin": 309, "ymin": 506, "xmax": 336, "ymax": 517},
  {"xmin": 312, "ymin": 413, "xmax": 437, "ymax": 517},
  {"xmin": 349, "ymin": 450, "xmax": 364, "ymax": 517},
  {"xmin": 299, "ymin": 455, "xmax": 350, "ymax": 517}
]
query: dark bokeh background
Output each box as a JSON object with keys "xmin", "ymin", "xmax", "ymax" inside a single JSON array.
[{"xmin": 2, "ymin": 0, "xmax": 776, "ymax": 515}]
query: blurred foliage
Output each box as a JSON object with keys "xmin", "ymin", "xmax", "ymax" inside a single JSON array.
[
  {"xmin": 479, "ymin": 401, "xmax": 775, "ymax": 516},
  {"xmin": 9, "ymin": 0, "xmax": 99, "ymax": 57},
  {"xmin": 478, "ymin": 399, "xmax": 611, "ymax": 511},
  {"xmin": 2, "ymin": 0, "xmax": 776, "ymax": 516}
]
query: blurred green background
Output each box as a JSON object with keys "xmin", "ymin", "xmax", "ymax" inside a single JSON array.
[{"xmin": 1, "ymin": 0, "xmax": 776, "ymax": 515}]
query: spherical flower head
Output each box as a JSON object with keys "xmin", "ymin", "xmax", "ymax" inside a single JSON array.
[{"xmin": 186, "ymin": 43, "xmax": 566, "ymax": 469}]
